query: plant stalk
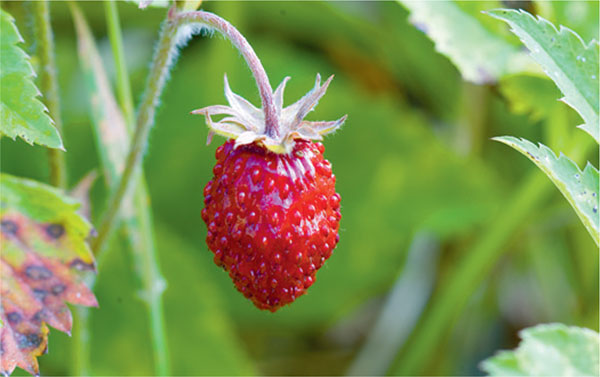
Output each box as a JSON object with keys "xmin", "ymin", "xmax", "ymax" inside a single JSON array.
[
  {"xmin": 104, "ymin": 0, "xmax": 135, "ymax": 127},
  {"xmin": 173, "ymin": 10, "xmax": 279, "ymax": 137},
  {"xmin": 34, "ymin": 0, "xmax": 67, "ymax": 188},
  {"xmin": 92, "ymin": 8, "xmax": 181, "ymax": 254},
  {"xmin": 102, "ymin": 3, "xmax": 171, "ymax": 374}
]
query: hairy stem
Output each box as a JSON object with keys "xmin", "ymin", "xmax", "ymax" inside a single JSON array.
[
  {"xmin": 34, "ymin": 0, "xmax": 67, "ymax": 188},
  {"xmin": 93, "ymin": 7, "xmax": 279, "ymax": 252},
  {"xmin": 92, "ymin": 7, "xmax": 180, "ymax": 254},
  {"xmin": 104, "ymin": 0, "xmax": 135, "ymax": 127},
  {"xmin": 173, "ymin": 10, "xmax": 279, "ymax": 137}
]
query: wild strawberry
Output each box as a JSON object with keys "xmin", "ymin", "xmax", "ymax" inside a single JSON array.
[{"xmin": 194, "ymin": 74, "xmax": 346, "ymax": 311}]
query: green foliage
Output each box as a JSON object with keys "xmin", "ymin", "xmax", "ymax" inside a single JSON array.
[
  {"xmin": 397, "ymin": 0, "xmax": 532, "ymax": 84},
  {"xmin": 0, "ymin": 8, "xmax": 63, "ymax": 149},
  {"xmin": 488, "ymin": 9, "xmax": 599, "ymax": 247},
  {"xmin": 0, "ymin": 173, "xmax": 96, "ymax": 376},
  {"xmin": 494, "ymin": 137, "xmax": 599, "ymax": 245},
  {"xmin": 488, "ymin": 9, "xmax": 600, "ymax": 143},
  {"xmin": 499, "ymin": 74, "xmax": 562, "ymax": 122},
  {"xmin": 481, "ymin": 323, "xmax": 600, "ymax": 376},
  {"xmin": 1, "ymin": 2, "xmax": 598, "ymax": 376}
]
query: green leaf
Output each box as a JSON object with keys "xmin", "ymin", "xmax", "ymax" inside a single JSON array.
[
  {"xmin": 535, "ymin": 1, "xmax": 599, "ymax": 43},
  {"xmin": 0, "ymin": 8, "xmax": 63, "ymax": 149},
  {"xmin": 494, "ymin": 136, "xmax": 599, "ymax": 246},
  {"xmin": 481, "ymin": 323, "xmax": 600, "ymax": 376},
  {"xmin": 0, "ymin": 173, "xmax": 97, "ymax": 376},
  {"xmin": 397, "ymin": 1, "xmax": 533, "ymax": 84},
  {"xmin": 487, "ymin": 9, "xmax": 600, "ymax": 143}
]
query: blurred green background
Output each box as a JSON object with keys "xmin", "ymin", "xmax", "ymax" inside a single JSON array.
[{"xmin": 1, "ymin": 1, "xmax": 598, "ymax": 375}]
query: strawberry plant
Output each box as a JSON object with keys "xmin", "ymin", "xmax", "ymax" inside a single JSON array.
[{"xmin": 0, "ymin": 1, "xmax": 597, "ymax": 376}]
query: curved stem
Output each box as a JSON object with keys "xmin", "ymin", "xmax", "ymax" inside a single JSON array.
[
  {"xmin": 34, "ymin": 0, "xmax": 67, "ymax": 188},
  {"xmin": 92, "ymin": 7, "xmax": 281, "ymax": 254},
  {"xmin": 172, "ymin": 10, "xmax": 280, "ymax": 138}
]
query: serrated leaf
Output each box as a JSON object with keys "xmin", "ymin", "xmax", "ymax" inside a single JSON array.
[
  {"xmin": 534, "ymin": 1, "xmax": 599, "ymax": 44},
  {"xmin": 0, "ymin": 173, "xmax": 97, "ymax": 376},
  {"xmin": 488, "ymin": 9, "xmax": 600, "ymax": 143},
  {"xmin": 481, "ymin": 323, "xmax": 600, "ymax": 376},
  {"xmin": 0, "ymin": 8, "xmax": 63, "ymax": 149},
  {"xmin": 397, "ymin": 1, "xmax": 533, "ymax": 84},
  {"xmin": 494, "ymin": 136, "xmax": 599, "ymax": 246}
]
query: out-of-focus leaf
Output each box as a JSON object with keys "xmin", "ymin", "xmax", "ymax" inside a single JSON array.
[
  {"xmin": 481, "ymin": 323, "xmax": 600, "ymax": 376},
  {"xmin": 0, "ymin": 173, "xmax": 97, "ymax": 376},
  {"xmin": 0, "ymin": 8, "xmax": 63, "ymax": 149},
  {"xmin": 69, "ymin": 171, "xmax": 98, "ymax": 221},
  {"xmin": 178, "ymin": 0, "xmax": 202, "ymax": 11},
  {"xmin": 397, "ymin": 1, "xmax": 532, "ymax": 84},
  {"xmin": 245, "ymin": 2, "xmax": 461, "ymax": 120},
  {"xmin": 71, "ymin": 4, "xmax": 129, "ymax": 187},
  {"xmin": 488, "ymin": 9, "xmax": 600, "ymax": 143},
  {"xmin": 125, "ymin": 0, "xmax": 170, "ymax": 9},
  {"xmin": 499, "ymin": 74, "xmax": 562, "ymax": 122},
  {"xmin": 494, "ymin": 136, "xmax": 599, "ymax": 246}
]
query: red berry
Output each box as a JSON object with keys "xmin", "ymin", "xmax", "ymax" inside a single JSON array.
[{"xmin": 202, "ymin": 140, "xmax": 341, "ymax": 311}]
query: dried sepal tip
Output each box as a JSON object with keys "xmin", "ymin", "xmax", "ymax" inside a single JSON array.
[{"xmin": 192, "ymin": 73, "xmax": 346, "ymax": 154}]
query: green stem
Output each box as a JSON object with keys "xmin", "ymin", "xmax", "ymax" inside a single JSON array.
[
  {"xmin": 72, "ymin": 299, "xmax": 93, "ymax": 376},
  {"xmin": 102, "ymin": 2, "xmax": 170, "ymax": 374},
  {"xmin": 104, "ymin": 0, "xmax": 135, "ymax": 128},
  {"xmin": 389, "ymin": 138, "xmax": 594, "ymax": 375},
  {"xmin": 92, "ymin": 8, "xmax": 180, "ymax": 254},
  {"xmin": 34, "ymin": 0, "xmax": 67, "ymax": 188},
  {"xmin": 391, "ymin": 172, "xmax": 551, "ymax": 375}
]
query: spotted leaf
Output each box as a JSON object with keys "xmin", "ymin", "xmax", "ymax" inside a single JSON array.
[{"xmin": 0, "ymin": 173, "xmax": 97, "ymax": 376}]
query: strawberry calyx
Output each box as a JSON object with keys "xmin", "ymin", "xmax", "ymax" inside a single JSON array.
[{"xmin": 192, "ymin": 74, "xmax": 347, "ymax": 154}]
